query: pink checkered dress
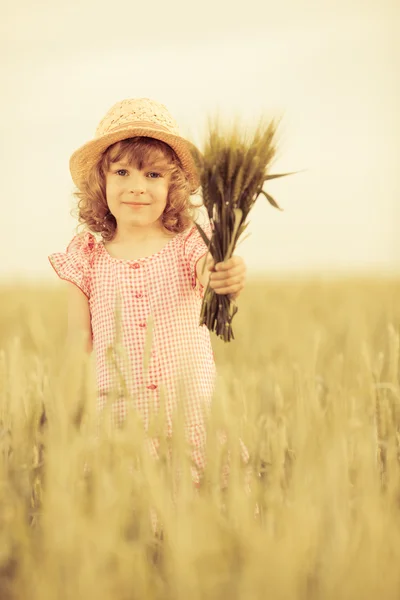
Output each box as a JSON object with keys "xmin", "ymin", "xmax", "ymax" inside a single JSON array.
[{"xmin": 49, "ymin": 223, "xmax": 218, "ymax": 482}]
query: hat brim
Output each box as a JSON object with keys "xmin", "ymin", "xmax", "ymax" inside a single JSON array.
[{"xmin": 69, "ymin": 127, "xmax": 202, "ymax": 193}]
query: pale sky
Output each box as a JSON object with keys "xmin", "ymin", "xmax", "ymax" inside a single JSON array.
[{"xmin": 1, "ymin": 0, "xmax": 399, "ymax": 281}]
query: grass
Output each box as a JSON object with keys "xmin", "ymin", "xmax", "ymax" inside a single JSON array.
[{"xmin": 0, "ymin": 276, "xmax": 399, "ymax": 599}]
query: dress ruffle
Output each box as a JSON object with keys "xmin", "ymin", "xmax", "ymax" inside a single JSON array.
[{"xmin": 48, "ymin": 231, "xmax": 98, "ymax": 297}]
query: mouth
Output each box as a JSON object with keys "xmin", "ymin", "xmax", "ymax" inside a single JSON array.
[{"xmin": 124, "ymin": 202, "xmax": 150, "ymax": 207}]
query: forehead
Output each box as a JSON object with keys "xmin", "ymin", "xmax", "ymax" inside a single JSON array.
[
  {"xmin": 111, "ymin": 157, "xmax": 170, "ymax": 168},
  {"xmin": 109, "ymin": 145, "xmax": 172, "ymax": 168}
]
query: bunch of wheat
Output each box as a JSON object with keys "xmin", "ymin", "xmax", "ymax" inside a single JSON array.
[{"xmin": 194, "ymin": 116, "xmax": 294, "ymax": 341}]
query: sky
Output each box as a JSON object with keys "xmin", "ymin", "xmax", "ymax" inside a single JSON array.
[{"xmin": 1, "ymin": 0, "xmax": 399, "ymax": 281}]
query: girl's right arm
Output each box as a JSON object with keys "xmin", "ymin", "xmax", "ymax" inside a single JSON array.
[{"xmin": 65, "ymin": 281, "xmax": 93, "ymax": 354}]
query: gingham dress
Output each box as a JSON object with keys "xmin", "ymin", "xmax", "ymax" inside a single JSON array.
[{"xmin": 49, "ymin": 223, "xmax": 217, "ymax": 482}]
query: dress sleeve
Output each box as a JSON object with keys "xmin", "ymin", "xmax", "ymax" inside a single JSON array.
[
  {"xmin": 48, "ymin": 232, "xmax": 96, "ymax": 298},
  {"xmin": 183, "ymin": 220, "xmax": 212, "ymax": 296}
]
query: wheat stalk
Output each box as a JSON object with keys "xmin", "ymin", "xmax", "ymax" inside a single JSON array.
[{"xmin": 194, "ymin": 115, "xmax": 296, "ymax": 341}]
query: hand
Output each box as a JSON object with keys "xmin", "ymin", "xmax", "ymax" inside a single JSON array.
[{"xmin": 208, "ymin": 255, "xmax": 247, "ymax": 299}]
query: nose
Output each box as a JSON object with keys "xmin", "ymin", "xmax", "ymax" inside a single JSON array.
[{"xmin": 128, "ymin": 171, "xmax": 146, "ymax": 195}]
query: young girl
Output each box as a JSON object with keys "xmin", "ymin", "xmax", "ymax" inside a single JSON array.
[{"xmin": 49, "ymin": 98, "xmax": 247, "ymax": 487}]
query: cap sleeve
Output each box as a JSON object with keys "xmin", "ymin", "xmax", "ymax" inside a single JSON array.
[
  {"xmin": 183, "ymin": 220, "xmax": 212, "ymax": 293},
  {"xmin": 48, "ymin": 232, "xmax": 97, "ymax": 298}
]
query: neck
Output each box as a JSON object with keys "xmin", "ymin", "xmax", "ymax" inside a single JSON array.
[{"xmin": 113, "ymin": 222, "xmax": 168, "ymax": 244}]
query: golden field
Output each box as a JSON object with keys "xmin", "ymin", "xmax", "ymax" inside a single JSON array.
[{"xmin": 0, "ymin": 277, "xmax": 399, "ymax": 600}]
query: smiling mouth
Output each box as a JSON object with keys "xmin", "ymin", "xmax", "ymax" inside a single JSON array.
[{"xmin": 124, "ymin": 202, "xmax": 150, "ymax": 206}]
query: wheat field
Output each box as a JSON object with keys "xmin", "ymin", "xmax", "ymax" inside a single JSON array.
[{"xmin": 0, "ymin": 277, "xmax": 399, "ymax": 600}]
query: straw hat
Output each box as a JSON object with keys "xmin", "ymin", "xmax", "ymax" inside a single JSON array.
[{"xmin": 69, "ymin": 98, "xmax": 201, "ymax": 193}]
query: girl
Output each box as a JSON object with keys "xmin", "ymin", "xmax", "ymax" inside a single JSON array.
[{"xmin": 49, "ymin": 97, "xmax": 247, "ymax": 487}]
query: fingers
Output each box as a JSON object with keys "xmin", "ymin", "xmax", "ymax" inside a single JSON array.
[
  {"xmin": 207, "ymin": 255, "xmax": 246, "ymax": 298},
  {"xmin": 211, "ymin": 281, "xmax": 245, "ymax": 296},
  {"xmin": 214, "ymin": 256, "xmax": 244, "ymax": 272},
  {"xmin": 209, "ymin": 264, "xmax": 244, "ymax": 281},
  {"xmin": 209, "ymin": 271, "xmax": 246, "ymax": 297},
  {"xmin": 210, "ymin": 272, "xmax": 244, "ymax": 288}
]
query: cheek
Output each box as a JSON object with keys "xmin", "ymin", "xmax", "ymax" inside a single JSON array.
[
  {"xmin": 106, "ymin": 180, "xmax": 120, "ymax": 193},
  {"xmin": 105, "ymin": 181, "xmax": 124, "ymax": 206},
  {"xmin": 163, "ymin": 184, "xmax": 171, "ymax": 203},
  {"xmin": 152, "ymin": 184, "xmax": 169, "ymax": 204},
  {"xmin": 105, "ymin": 180, "xmax": 114, "ymax": 197}
]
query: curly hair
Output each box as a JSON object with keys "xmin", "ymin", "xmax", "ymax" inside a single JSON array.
[{"xmin": 73, "ymin": 137, "xmax": 201, "ymax": 241}]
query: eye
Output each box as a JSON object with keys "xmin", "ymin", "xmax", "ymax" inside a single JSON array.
[
  {"xmin": 147, "ymin": 172, "xmax": 162, "ymax": 179},
  {"xmin": 116, "ymin": 169, "xmax": 128, "ymax": 176}
]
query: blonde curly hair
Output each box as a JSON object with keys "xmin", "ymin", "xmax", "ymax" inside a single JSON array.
[{"xmin": 73, "ymin": 137, "xmax": 201, "ymax": 241}]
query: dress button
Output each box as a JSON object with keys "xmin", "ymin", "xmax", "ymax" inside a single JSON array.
[
  {"xmin": 139, "ymin": 323, "xmax": 146, "ymax": 328},
  {"xmin": 135, "ymin": 292, "xmax": 143, "ymax": 298},
  {"xmin": 146, "ymin": 384, "xmax": 158, "ymax": 390},
  {"xmin": 131, "ymin": 263, "xmax": 140, "ymax": 269}
]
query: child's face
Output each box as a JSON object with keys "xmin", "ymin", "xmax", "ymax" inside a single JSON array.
[{"xmin": 105, "ymin": 156, "xmax": 171, "ymax": 234}]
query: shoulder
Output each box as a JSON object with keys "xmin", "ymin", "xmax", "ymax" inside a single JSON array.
[
  {"xmin": 64, "ymin": 231, "xmax": 104, "ymax": 271},
  {"xmin": 182, "ymin": 220, "xmax": 212, "ymax": 250},
  {"xmin": 67, "ymin": 231, "xmax": 100, "ymax": 258},
  {"xmin": 48, "ymin": 231, "xmax": 102, "ymax": 298}
]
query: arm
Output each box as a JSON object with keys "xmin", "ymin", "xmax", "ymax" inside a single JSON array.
[
  {"xmin": 65, "ymin": 281, "xmax": 93, "ymax": 354},
  {"xmin": 195, "ymin": 253, "xmax": 211, "ymax": 290}
]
